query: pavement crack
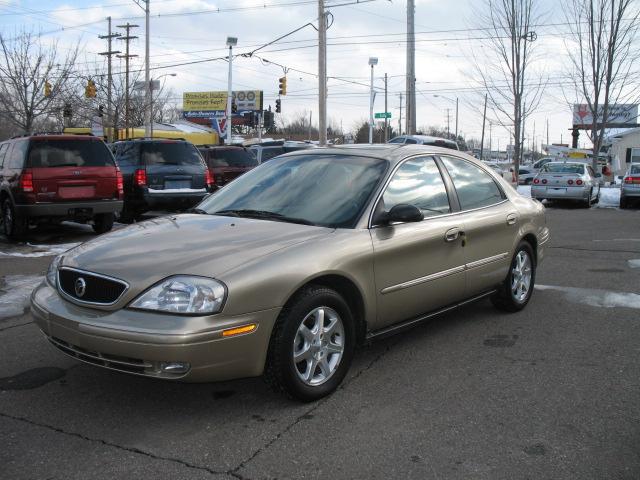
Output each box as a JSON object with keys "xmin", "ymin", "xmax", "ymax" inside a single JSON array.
[
  {"xmin": 0, "ymin": 320, "xmax": 33, "ymax": 332},
  {"xmin": 0, "ymin": 411, "xmax": 228, "ymax": 478},
  {"xmin": 230, "ymin": 340, "xmax": 398, "ymax": 476}
]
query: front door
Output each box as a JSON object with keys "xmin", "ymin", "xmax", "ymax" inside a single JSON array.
[{"xmin": 370, "ymin": 156, "xmax": 467, "ymax": 330}]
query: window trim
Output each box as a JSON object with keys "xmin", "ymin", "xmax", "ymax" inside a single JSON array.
[
  {"xmin": 436, "ymin": 154, "xmax": 507, "ymax": 212},
  {"xmin": 368, "ymin": 154, "xmax": 455, "ymax": 228}
]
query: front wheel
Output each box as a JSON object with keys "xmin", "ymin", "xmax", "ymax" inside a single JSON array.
[
  {"xmin": 264, "ymin": 286, "xmax": 356, "ymax": 402},
  {"xmin": 491, "ymin": 241, "xmax": 536, "ymax": 312}
]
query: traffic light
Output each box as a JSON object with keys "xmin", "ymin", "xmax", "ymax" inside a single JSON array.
[
  {"xmin": 263, "ymin": 111, "xmax": 274, "ymax": 129},
  {"xmin": 44, "ymin": 80, "xmax": 52, "ymax": 98},
  {"xmin": 98, "ymin": 104, "xmax": 105, "ymax": 117},
  {"xmin": 63, "ymin": 103, "xmax": 72, "ymax": 118},
  {"xmin": 231, "ymin": 100, "xmax": 237, "ymax": 114},
  {"xmin": 275, "ymin": 99, "xmax": 281, "ymax": 113},
  {"xmin": 85, "ymin": 79, "xmax": 96, "ymax": 98},
  {"xmin": 278, "ymin": 76, "xmax": 287, "ymax": 95}
]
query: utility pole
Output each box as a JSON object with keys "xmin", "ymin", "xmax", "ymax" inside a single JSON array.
[
  {"xmin": 398, "ymin": 92, "xmax": 403, "ymax": 136},
  {"xmin": 117, "ymin": 23, "xmax": 139, "ymax": 140},
  {"xmin": 446, "ymin": 108, "xmax": 451, "ymax": 138},
  {"xmin": 368, "ymin": 57, "xmax": 377, "ymax": 144},
  {"xmin": 99, "ymin": 17, "xmax": 120, "ymax": 142},
  {"xmin": 489, "ymin": 122, "xmax": 492, "ymax": 158},
  {"xmin": 144, "ymin": 1, "xmax": 151, "ymax": 138},
  {"xmin": 455, "ymin": 97, "xmax": 459, "ymax": 140},
  {"xmin": 479, "ymin": 93, "xmax": 487, "ymax": 160},
  {"xmin": 406, "ymin": 0, "xmax": 416, "ymax": 135},
  {"xmin": 308, "ymin": 110, "xmax": 313, "ymax": 142},
  {"xmin": 384, "ymin": 73, "xmax": 388, "ymax": 142},
  {"xmin": 318, "ymin": 0, "xmax": 327, "ymax": 146}
]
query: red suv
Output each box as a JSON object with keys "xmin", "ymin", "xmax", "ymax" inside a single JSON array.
[
  {"xmin": 0, "ymin": 134, "xmax": 123, "ymax": 239},
  {"xmin": 198, "ymin": 145, "xmax": 258, "ymax": 189}
]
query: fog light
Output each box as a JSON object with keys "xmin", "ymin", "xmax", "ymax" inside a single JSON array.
[{"xmin": 159, "ymin": 362, "xmax": 190, "ymax": 374}]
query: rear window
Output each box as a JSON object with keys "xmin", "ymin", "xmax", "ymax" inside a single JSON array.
[
  {"xmin": 27, "ymin": 139, "xmax": 115, "ymax": 168},
  {"xmin": 141, "ymin": 142, "xmax": 204, "ymax": 166},
  {"xmin": 388, "ymin": 137, "xmax": 405, "ymax": 144},
  {"xmin": 542, "ymin": 163, "xmax": 585, "ymax": 174},
  {"xmin": 261, "ymin": 147, "xmax": 285, "ymax": 162},
  {"xmin": 209, "ymin": 149, "xmax": 258, "ymax": 168},
  {"xmin": 427, "ymin": 140, "xmax": 458, "ymax": 150},
  {"xmin": 630, "ymin": 165, "xmax": 640, "ymax": 175}
]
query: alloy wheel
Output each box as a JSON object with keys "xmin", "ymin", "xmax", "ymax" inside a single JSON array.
[
  {"xmin": 293, "ymin": 306, "xmax": 345, "ymax": 386},
  {"xmin": 511, "ymin": 250, "xmax": 532, "ymax": 303}
]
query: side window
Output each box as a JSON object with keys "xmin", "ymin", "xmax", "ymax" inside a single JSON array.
[
  {"xmin": 404, "ymin": 138, "xmax": 418, "ymax": 144},
  {"xmin": 381, "ymin": 156, "xmax": 451, "ymax": 217},
  {"xmin": 441, "ymin": 156, "xmax": 505, "ymax": 210},
  {"xmin": 261, "ymin": 147, "xmax": 285, "ymax": 162},
  {"xmin": 0, "ymin": 143, "xmax": 9, "ymax": 168},
  {"xmin": 7, "ymin": 140, "xmax": 28, "ymax": 169},
  {"xmin": 115, "ymin": 143, "xmax": 140, "ymax": 167}
]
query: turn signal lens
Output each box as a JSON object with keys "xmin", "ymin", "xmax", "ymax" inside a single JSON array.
[
  {"xmin": 576, "ymin": 179, "xmax": 583, "ymax": 185},
  {"xmin": 205, "ymin": 169, "xmax": 214, "ymax": 187},
  {"xmin": 134, "ymin": 168, "xmax": 147, "ymax": 186},
  {"xmin": 533, "ymin": 178, "xmax": 540, "ymax": 184},
  {"xmin": 541, "ymin": 179, "xmax": 547, "ymax": 184},
  {"xmin": 116, "ymin": 168, "xmax": 124, "ymax": 197},
  {"xmin": 567, "ymin": 179, "xmax": 574, "ymax": 185},
  {"xmin": 20, "ymin": 170, "xmax": 34, "ymax": 192},
  {"xmin": 222, "ymin": 324, "xmax": 257, "ymax": 337}
]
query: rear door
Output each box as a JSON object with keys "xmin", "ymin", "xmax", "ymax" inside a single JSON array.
[
  {"xmin": 141, "ymin": 141, "xmax": 207, "ymax": 191},
  {"xmin": 28, "ymin": 138, "xmax": 118, "ymax": 202}
]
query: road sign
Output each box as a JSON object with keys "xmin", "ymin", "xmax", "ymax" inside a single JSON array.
[{"xmin": 375, "ymin": 112, "xmax": 391, "ymax": 119}]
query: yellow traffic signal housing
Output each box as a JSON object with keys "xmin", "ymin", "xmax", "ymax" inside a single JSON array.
[
  {"xmin": 278, "ymin": 76, "xmax": 287, "ymax": 95},
  {"xmin": 85, "ymin": 79, "xmax": 97, "ymax": 98},
  {"xmin": 44, "ymin": 81, "xmax": 52, "ymax": 97}
]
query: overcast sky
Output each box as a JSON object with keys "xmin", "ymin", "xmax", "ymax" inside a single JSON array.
[{"xmin": 0, "ymin": 0, "xmax": 607, "ymax": 149}]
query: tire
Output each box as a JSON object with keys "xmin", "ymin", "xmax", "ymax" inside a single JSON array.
[
  {"xmin": 620, "ymin": 196, "xmax": 628, "ymax": 209},
  {"xmin": 92, "ymin": 213, "xmax": 115, "ymax": 234},
  {"xmin": 491, "ymin": 241, "xmax": 536, "ymax": 312},
  {"xmin": 264, "ymin": 285, "xmax": 356, "ymax": 402},
  {"xmin": 1, "ymin": 198, "xmax": 28, "ymax": 240},
  {"xmin": 593, "ymin": 190, "xmax": 600, "ymax": 205},
  {"xmin": 118, "ymin": 205, "xmax": 138, "ymax": 224},
  {"xmin": 584, "ymin": 189, "xmax": 593, "ymax": 208}
]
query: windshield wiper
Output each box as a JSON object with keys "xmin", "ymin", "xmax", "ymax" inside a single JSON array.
[
  {"xmin": 213, "ymin": 209, "xmax": 317, "ymax": 226},
  {"xmin": 189, "ymin": 207, "xmax": 210, "ymax": 215}
]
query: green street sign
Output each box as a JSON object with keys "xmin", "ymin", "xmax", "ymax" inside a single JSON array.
[{"xmin": 374, "ymin": 112, "xmax": 391, "ymax": 119}]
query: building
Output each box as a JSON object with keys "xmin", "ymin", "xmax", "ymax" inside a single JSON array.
[{"xmin": 606, "ymin": 127, "xmax": 640, "ymax": 176}]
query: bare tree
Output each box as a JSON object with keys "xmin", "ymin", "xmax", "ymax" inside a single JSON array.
[
  {"xmin": 563, "ymin": 0, "xmax": 640, "ymax": 171},
  {"xmin": 470, "ymin": 0, "xmax": 545, "ymax": 178},
  {"xmin": 0, "ymin": 31, "xmax": 79, "ymax": 134}
]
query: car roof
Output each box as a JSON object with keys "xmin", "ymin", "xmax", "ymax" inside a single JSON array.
[
  {"xmin": 12, "ymin": 134, "xmax": 100, "ymax": 141},
  {"xmin": 280, "ymin": 144, "xmax": 475, "ymax": 166}
]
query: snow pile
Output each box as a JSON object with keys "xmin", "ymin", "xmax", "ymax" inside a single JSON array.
[
  {"xmin": 536, "ymin": 284, "xmax": 640, "ymax": 309},
  {"xmin": 628, "ymin": 259, "xmax": 640, "ymax": 269},
  {"xmin": 0, "ymin": 275, "xmax": 44, "ymax": 318},
  {"xmin": 0, "ymin": 242, "xmax": 80, "ymax": 258},
  {"xmin": 596, "ymin": 187, "xmax": 620, "ymax": 208}
]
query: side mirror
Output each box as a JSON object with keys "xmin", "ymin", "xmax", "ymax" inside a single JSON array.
[{"xmin": 375, "ymin": 204, "xmax": 424, "ymax": 225}]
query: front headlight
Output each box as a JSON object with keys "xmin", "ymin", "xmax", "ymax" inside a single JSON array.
[
  {"xmin": 129, "ymin": 276, "xmax": 226, "ymax": 315},
  {"xmin": 46, "ymin": 255, "xmax": 62, "ymax": 287}
]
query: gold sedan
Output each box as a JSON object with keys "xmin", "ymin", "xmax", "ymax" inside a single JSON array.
[{"xmin": 31, "ymin": 145, "xmax": 549, "ymax": 401}]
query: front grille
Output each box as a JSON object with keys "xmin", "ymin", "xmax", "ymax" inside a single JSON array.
[
  {"xmin": 58, "ymin": 267, "xmax": 128, "ymax": 305},
  {"xmin": 48, "ymin": 336, "xmax": 150, "ymax": 374}
]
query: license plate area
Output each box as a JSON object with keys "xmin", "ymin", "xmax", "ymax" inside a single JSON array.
[
  {"xmin": 58, "ymin": 186, "xmax": 96, "ymax": 199},
  {"xmin": 164, "ymin": 180, "xmax": 191, "ymax": 190}
]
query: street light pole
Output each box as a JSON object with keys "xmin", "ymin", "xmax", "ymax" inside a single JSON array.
[
  {"xmin": 368, "ymin": 57, "xmax": 378, "ymax": 144},
  {"xmin": 226, "ymin": 37, "xmax": 237, "ymax": 145},
  {"xmin": 144, "ymin": 0, "xmax": 151, "ymax": 138},
  {"xmin": 318, "ymin": 0, "xmax": 327, "ymax": 146}
]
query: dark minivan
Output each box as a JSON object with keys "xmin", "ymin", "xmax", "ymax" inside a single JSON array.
[
  {"xmin": 0, "ymin": 134, "xmax": 123, "ymax": 238},
  {"xmin": 198, "ymin": 145, "xmax": 258, "ymax": 188},
  {"xmin": 111, "ymin": 138, "xmax": 213, "ymax": 222}
]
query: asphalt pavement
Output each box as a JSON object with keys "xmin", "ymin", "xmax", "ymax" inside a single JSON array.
[{"xmin": 1, "ymin": 204, "xmax": 639, "ymax": 480}]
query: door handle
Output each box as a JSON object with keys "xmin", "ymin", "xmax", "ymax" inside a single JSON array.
[
  {"xmin": 445, "ymin": 227, "xmax": 463, "ymax": 242},
  {"xmin": 506, "ymin": 213, "xmax": 518, "ymax": 226}
]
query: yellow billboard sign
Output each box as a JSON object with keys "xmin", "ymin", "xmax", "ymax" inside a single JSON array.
[{"xmin": 183, "ymin": 90, "xmax": 263, "ymax": 113}]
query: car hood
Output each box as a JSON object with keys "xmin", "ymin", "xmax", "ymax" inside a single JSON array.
[{"xmin": 62, "ymin": 214, "xmax": 333, "ymax": 286}]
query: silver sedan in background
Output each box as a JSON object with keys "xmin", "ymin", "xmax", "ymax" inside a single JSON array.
[
  {"xmin": 620, "ymin": 163, "xmax": 640, "ymax": 208},
  {"xmin": 531, "ymin": 161, "xmax": 600, "ymax": 207}
]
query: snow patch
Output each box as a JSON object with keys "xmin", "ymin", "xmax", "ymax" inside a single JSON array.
[
  {"xmin": 595, "ymin": 187, "xmax": 620, "ymax": 208},
  {"xmin": 628, "ymin": 259, "xmax": 640, "ymax": 269},
  {"xmin": 0, "ymin": 242, "xmax": 80, "ymax": 258},
  {"xmin": 0, "ymin": 275, "xmax": 44, "ymax": 319},
  {"xmin": 536, "ymin": 284, "xmax": 640, "ymax": 309}
]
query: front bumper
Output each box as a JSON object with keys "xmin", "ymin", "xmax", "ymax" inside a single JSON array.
[
  {"xmin": 30, "ymin": 281, "xmax": 280, "ymax": 382},
  {"xmin": 15, "ymin": 200, "xmax": 123, "ymax": 217},
  {"xmin": 531, "ymin": 185, "xmax": 590, "ymax": 200}
]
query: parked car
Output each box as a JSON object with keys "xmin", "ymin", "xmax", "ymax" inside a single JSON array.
[
  {"xmin": 531, "ymin": 161, "xmax": 600, "ymax": 207},
  {"xmin": 482, "ymin": 161, "xmax": 513, "ymax": 182},
  {"xmin": 387, "ymin": 135, "xmax": 459, "ymax": 150},
  {"xmin": 517, "ymin": 167, "xmax": 536, "ymax": 185},
  {"xmin": 33, "ymin": 145, "xmax": 548, "ymax": 401},
  {"xmin": 620, "ymin": 163, "xmax": 640, "ymax": 209},
  {"xmin": 248, "ymin": 141, "xmax": 314, "ymax": 164},
  {"xmin": 0, "ymin": 134, "xmax": 123, "ymax": 239},
  {"xmin": 198, "ymin": 145, "xmax": 258, "ymax": 189},
  {"xmin": 110, "ymin": 138, "xmax": 213, "ymax": 222},
  {"xmin": 531, "ymin": 157, "xmax": 555, "ymax": 171}
]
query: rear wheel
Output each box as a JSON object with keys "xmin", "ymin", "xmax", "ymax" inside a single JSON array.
[
  {"xmin": 584, "ymin": 189, "xmax": 593, "ymax": 208},
  {"xmin": 491, "ymin": 241, "xmax": 536, "ymax": 312},
  {"xmin": 264, "ymin": 285, "xmax": 356, "ymax": 402},
  {"xmin": 1, "ymin": 198, "xmax": 28, "ymax": 239},
  {"xmin": 92, "ymin": 213, "xmax": 114, "ymax": 234},
  {"xmin": 620, "ymin": 196, "xmax": 628, "ymax": 209}
]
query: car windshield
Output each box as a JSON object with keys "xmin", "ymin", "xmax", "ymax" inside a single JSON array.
[
  {"xmin": 27, "ymin": 139, "xmax": 115, "ymax": 168},
  {"xmin": 542, "ymin": 163, "xmax": 585, "ymax": 174},
  {"xmin": 210, "ymin": 149, "xmax": 258, "ymax": 168},
  {"xmin": 198, "ymin": 154, "xmax": 388, "ymax": 228},
  {"xmin": 141, "ymin": 142, "xmax": 203, "ymax": 166}
]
